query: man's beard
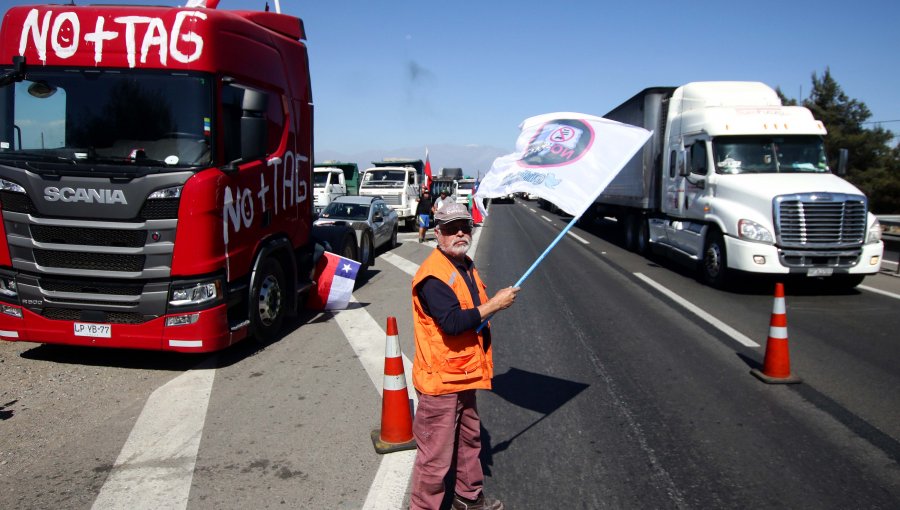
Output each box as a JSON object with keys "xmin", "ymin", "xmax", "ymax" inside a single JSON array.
[{"xmin": 443, "ymin": 239, "xmax": 470, "ymax": 258}]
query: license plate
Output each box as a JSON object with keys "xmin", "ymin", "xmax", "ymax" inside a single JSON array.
[
  {"xmin": 807, "ymin": 267, "xmax": 833, "ymax": 277},
  {"xmin": 74, "ymin": 322, "xmax": 111, "ymax": 338}
]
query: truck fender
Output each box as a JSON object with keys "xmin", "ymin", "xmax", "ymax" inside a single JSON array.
[{"xmin": 249, "ymin": 236, "xmax": 297, "ymax": 317}]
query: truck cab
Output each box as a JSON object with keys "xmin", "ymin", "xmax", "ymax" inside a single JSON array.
[
  {"xmin": 656, "ymin": 82, "xmax": 883, "ymax": 287},
  {"xmin": 313, "ymin": 166, "xmax": 347, "ymax": 213},
  {"xmin": 0, "ymin": 3, "xmax": 357, "ymax": 351},
  {"xmin": 456, "ymin": 178, "xmax": 477, "ymax": 208},
  {"xmin": 358, "ymin": 158, "xmax": 423, "ymax": 229}
]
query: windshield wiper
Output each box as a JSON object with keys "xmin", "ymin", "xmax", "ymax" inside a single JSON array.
[
  {"xmin": 0, "ymin": 150, "xmax": 77, "ymax": 164},
  {"xmin": 86, "ymin": 155, "xmax": 169, "ymax": 167}
]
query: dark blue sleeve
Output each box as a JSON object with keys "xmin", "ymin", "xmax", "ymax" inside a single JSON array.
[{"xmin": 417, "ymin": 276, "xmax": 482, "ymax": 336}]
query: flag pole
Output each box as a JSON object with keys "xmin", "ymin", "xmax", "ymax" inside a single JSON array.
[{"xmin": 476, "ymin": 212, "xmax": 583, "ymax": 332}]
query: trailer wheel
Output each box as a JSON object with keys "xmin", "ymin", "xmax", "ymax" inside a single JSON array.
[
  {"xmin": 635, "ymin": 215, "xmax": 650, "ymax": 255},
  {"xmin": 700, "ymin": 229, "xmax": 730, "ymax": 288},
  {"xmin": 251, "ymin": 256, "xmax": 286, "ymax": 343}
]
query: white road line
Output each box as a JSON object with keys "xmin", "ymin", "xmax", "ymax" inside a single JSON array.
[
  {"xmin": 566, "ymin": 231, "xmax": 589, "ymax": 244},
  {"xmin": 93, "ymin": 357, "xmax": 217, "ymax": 510},
  {"xmin": 634, "ymin": 273, "xmax": 761, "ymax": 348},
  {"xmin": 380, "ymin": 251, "xmax": 420, "ymax": 277},
  {"xmin": 541, "ymin": 215, "xmax": 553, "ymax": 223},
  {"xmin": 859, "ymin": 284, "xmax": 900, "ymax": 300},
  {"xmin": 332, "ymin": 299, "xmax": 417, "ymax": 510}
]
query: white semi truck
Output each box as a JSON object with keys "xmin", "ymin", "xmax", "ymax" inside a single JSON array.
[
  {"xmin": 313, "ymin": 166, "xmax": 347, "ymax": 214},
  {"xmin": 587, "ymin": 81, "xmax": 884, "ymax": 289},
  {"xmin": 358, "ymin": 158, "xmax": 424, "ymax": 229}
]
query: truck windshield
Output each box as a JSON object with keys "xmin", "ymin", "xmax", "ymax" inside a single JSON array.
[
  {"xmin": 0, "ymin": 69, "xmax": 212, "ymax": 170},
  {"xmin": 314, "ymin": 172, "xmax": 335, "ymax": 186},
  {"xmin": 362, "ymin": 170, "xmax": 406, "ymax": 188},
  {"xmin": 457, "ymin": 181, "xmax": 477, "ymax": 190},
  {"xmin": 712, "ymin": 136, "xmax": 829, "ymax": 174}
]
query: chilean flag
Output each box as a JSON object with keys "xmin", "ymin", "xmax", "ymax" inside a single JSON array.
[{"xmin": 307, "ymin": 252, "xmax": 361, "ymax": 310}]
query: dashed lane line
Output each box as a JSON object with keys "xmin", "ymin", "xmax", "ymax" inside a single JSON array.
[
  {"xmin": 859, "ymin": 284, "xmax": 900, "ymax": 300},
  {"xmin": 634, "ymin": 273, "xmax": 761, "ymax": 348}
]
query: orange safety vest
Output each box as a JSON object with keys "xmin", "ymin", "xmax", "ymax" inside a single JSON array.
[{"xmin": 412, "ymin": 249, "xmax": 493, "ymax": 396}]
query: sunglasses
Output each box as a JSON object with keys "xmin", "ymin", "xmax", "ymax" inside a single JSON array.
[{"xmin": 439, "ymin": 221, "xmax": 473, "ymax": 235}]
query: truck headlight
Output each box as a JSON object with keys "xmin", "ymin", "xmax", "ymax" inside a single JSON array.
[
  {"xmin": 867, "ymin": 217, "xmax": 882, "ymax": 244},
  {"xmin": 149, "ymin": 185, "xmax": 182, "ymax": 199},
  {"xmin": 738, "ymin": 219, "xmax": 774, "ymax": 243},
  {"xmin": 0, "ymin": 178, "xmax": 25, "ymax": 194},
  {"xmin": 170, "ymin": 278, "xmax": 221, "ymax": 307}
]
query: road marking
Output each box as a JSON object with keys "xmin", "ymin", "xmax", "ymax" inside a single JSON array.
[
  {"xmin": 380, "ymin": 251, "xmax": 420, "ymax": 277},
  {"xmin": 566, "ymin": 231, "xmax": 589, "ymax": 244},
  {"xmin": 634, "ymin": 273, "xmax": 760, "ymax": 348},
  {"xmin": 93, "ymin": 357, "xmax": 217, "ymax": 510},
  {"xmin": 541, "ymin": 215, "xmax": 553, "ymax": 223},
  {"xmin": 332, "ymin": 298, "xmax": 417, "ymax": 510},
  {"xmin": 859, "ymin": 284, "xmax": 900, "ymax": 300}
]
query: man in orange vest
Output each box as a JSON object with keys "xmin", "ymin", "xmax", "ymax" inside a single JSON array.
[{"xmin": 410, "ymin": 202, "xmax": 520, "ymax": 510}]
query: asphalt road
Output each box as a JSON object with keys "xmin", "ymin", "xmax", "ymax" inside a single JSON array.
[
  {"xmin": 477, "ymin": 200, "xmax": 900, "ymax": 509},
  {"xmin": 1, "ymin": 199, "xmax": 898, "ymax": 509}
]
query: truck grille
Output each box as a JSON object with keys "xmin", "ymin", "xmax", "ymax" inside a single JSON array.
[
  {"xmin": 775, "ymin": 193, "xmax": 867, "ymax": 248},
  {"xmin": 379, "ymin": 194, "xmax": 401, "ymax": 206},
  {"xmin": 42, "ymin": 307, "xmax": 148, "ymax": 324},
  {"xmin": 30, "ymin": 225, "xmax": 146, "ymax": 248},
  {"xmin": 33, "ymin": 249, "xmax": 146, "ymax": 272}
]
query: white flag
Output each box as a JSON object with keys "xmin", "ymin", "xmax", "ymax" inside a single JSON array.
[{"xmin": 475, "ymin": 112, "xmax": 652, "ymax": 218}]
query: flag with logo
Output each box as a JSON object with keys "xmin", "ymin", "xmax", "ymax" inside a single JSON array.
[
  {"xmin": 474, "ymin": 112, "xmax": 651, "ymax": 218},
  {"xmin": 307, "ymin": 251, "xmax": 361, "ymax": 310}
]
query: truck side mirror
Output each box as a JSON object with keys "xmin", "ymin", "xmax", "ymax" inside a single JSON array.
[
  {"xmin": 837, "ymin": 148, "xmax": 848, "ymax": 176},
  {"xmin": 240, "ymin": 89, "xmax": 268, "ymax": 162}
]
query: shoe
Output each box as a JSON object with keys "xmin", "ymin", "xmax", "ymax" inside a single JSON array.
[
  {"xmin": 418, "ymin": 238, "xmax": 423, "ymax": 243},
  {"xmin": 451, "ymin": 493, "xmax": 504, "ymax": 510}
]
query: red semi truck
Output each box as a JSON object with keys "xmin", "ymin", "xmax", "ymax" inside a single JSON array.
[{"xmin": 0, "ymin": 2, "xmax": 358, "ymax": 351}]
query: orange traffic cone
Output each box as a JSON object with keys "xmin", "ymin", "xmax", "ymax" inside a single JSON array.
[
  {"xmin": 371, "ymin": 316, "xmax": 417, "ymax": 453},
  {"xmin": 751, "ymin": 283, "xmax": 801, "ymax": 384}
]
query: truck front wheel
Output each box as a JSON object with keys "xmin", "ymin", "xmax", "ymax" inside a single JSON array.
[
  {"xmin": 251, "ymin": 256, "xmax": 286, "ymax": 343},
  {"xmin": 701, "ymin": 229, "xmax": 730, "ymax": 289}
]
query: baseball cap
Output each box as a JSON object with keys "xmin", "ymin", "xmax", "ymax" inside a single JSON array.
[{"xmin": 434, "ymin": 202, "xmax": 472, "ymax": 224}]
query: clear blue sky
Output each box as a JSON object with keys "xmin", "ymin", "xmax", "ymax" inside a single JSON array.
[{"xmin": 6, "ymin": 0, "xmax": 899, "ymax": 154}]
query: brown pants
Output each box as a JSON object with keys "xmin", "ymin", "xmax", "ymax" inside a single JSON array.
[{"xmin": 409, "ymin": 390, "xmax": 483, "ymax": 509}]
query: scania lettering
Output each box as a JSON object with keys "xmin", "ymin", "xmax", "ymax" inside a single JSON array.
[
  {"xmin": 583, "ymin": 82, "xmax": 883, "ymax": 290},
  {"xmin": 43, "ymin": 187, "xmax": 127, "ymax": 204},
  {"xmin": 0, "ymin": 2, "xmax": 358, "ymax": 352}
]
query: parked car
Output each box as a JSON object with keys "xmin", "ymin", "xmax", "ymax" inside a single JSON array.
[{"xmin": 314, "ymin": 195, "xmax": 399, "ymax": 273}]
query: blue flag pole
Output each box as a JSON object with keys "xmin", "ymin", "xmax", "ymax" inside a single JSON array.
[{"xmin": 476, "ymin": 212, "xmax": 583, "ymax": 332}]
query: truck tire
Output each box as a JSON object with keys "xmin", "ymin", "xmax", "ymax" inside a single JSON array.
[
  {"xmin": 635, "ymin": 215, "xmax": 650, "ymax": 255},
  {"xmin": 251, "ymin": 256, "xmax": 286, "ymax": 343},
  {"xmin": 700, "ymin": 229, "xmax": 730, "ymax": 289}
]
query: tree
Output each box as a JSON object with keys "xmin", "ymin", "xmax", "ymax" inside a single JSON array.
[{"xmin": 781, "ymin": 68, "xmax": 900, "ymax": 213}]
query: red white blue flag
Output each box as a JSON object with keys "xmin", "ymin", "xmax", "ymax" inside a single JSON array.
[
  {"xmin": 307, "ymin": 252, "xmax": 361, "ymax": 310},
  {"xmin": 474, "ymin": 112, "xmax": 651, "ymax": 218}
]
